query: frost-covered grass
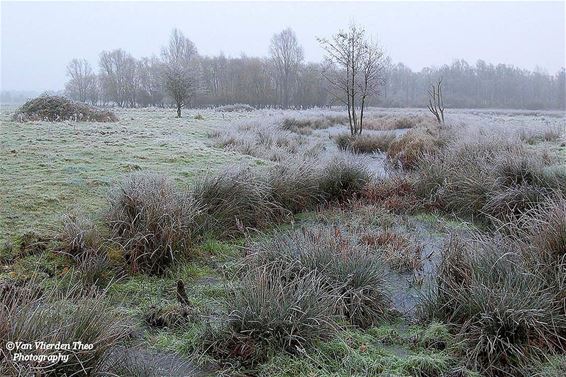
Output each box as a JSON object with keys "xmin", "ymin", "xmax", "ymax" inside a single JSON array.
[
  {"xmin": 0, "ymin": 108, "xmax": 254, "ymax": 243},
  {"xmin": 2, "ymin": 105, "xmax": 563, "ymax": 243},
  {"xmin": 1, "ymin": 104, "xmax": 565, "ymax": 376}
]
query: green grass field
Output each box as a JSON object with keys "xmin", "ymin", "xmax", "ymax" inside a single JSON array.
[{"xmin": 0, "ymin": 108, "xmax": 260, "ymax": 243}]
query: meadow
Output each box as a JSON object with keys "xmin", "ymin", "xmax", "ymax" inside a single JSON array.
[{"xmin": 1, "ymin": 104, "xmax": 565, "ymax": 376}]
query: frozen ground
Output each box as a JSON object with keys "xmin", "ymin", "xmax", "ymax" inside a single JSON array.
[{"xmin": 1, "ymin": 105, "xmax": 564, "ymax": 243}]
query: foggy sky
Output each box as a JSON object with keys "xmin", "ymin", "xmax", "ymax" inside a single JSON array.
[{"xmin": 1, "ymin": 1, "xmax": 564, "ymax": 91}]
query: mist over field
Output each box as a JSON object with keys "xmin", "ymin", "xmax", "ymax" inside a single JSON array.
[
  {"xmin": 1, "ymin": 2, "xmax": 566, "ymax": 377},
  {"xmin": 1, "ymin": 1, "xmax": 565, "ymax": 109}
]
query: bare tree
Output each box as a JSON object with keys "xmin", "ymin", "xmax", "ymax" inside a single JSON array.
[
  {"xmin": 427, "ymin": 78, "xmax": 445, "ymax": 124},
  {"xmin": 99, "ymin": 49, "xmax": 137, "ymax": 107},
  {"xmin": 269, "ymin": 28, "xmax": 304, "ymax": 108},
  {"xmin": 64, "ymin": 58, "xmax": 97, "ymax": 103},
  {"xmin": 318, "ymin": 24, "xmax": 386, "ymax": 135},
  {"xmin": 162, "ymin": 29, "xmax": 198, "ymax": 117},
  {"xmin": 137, "ymin": 56, "xmax": 164, "ymax": 107}
]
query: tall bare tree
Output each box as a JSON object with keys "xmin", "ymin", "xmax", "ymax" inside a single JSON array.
[
  {"xmin": 64, "ymin": 58, "xmax": 97, "ymax": 103},
  {"xmin": 162, "ymin": 28, "xmax": 198, "ymax": 117},
  {"xmin": 318, "ymin": 24, "xmax": 386, "ymax": 135},
  {"xmin": 269, "ymin": 28, "xmax": 304, "ymax": 108}
]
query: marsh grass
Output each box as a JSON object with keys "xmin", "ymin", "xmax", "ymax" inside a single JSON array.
[
  {"xmin": 281, "ymin": 115, "xmax": 347, "ymax": 134},
  {"xmin": 212, "ymin": 119, "xmax": 325, "ymax": 161},
  {"xmin": 335, "ymin": 132, "xmax": 397, "ymax": 154},
  {"xmin": 387, "ymin": 125, "xmax": 447, "ymax": 169},
  {"xmin": 248, "ymin": 227, "xmax": 392, "ymax": 328},
  {"xmin": 192, "ymin": 166, "xmax": 286, "ymax": 238},
  {"xmin": 202, "ymin": 264, "xmax": 339, "ymax": 367},
  {"xmin": 0, "ymin": 279, "xmax": 130, "ymax": 376},
  {"xmin": 107, "ymin": 172, "xmax": 201, "ymax": 274},
  {"xmin": 423, "ymin": 235, "xmax": 565, "ymax": 376},
  {"xmin": 414, "ymin": 130, "xmax": 565, "ymax": 223}
]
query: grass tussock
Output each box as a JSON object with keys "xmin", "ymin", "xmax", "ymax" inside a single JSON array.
[
  {"xmin": 413, "ymin": 130, "xmax": 565, "ymax": 223},
  {"xmin": 13, "ymin": 95, "xmax": 118, "ymax": 122},
  {"xmin": 203, "ymin": 265, "xmax": 338, "ymax": 367},
  {"xmin": 424, "ymin": 235, "xmax": 565, "ymax": 376},
  {"xmin": 59, "ymin": 210, "xmax": 101, "ymax": 258},
  {"xmin": 361, "ymin": 230, "xmax": 423, "ymax": 272},
  {"xmin": 192, "ymin": 167, "xmax": 285, "ymax": 238},
  {"xmin": 267, "ymin": 159, "xmax": 323, "ymax": 213},
  {"xmin": 107, "ymin": 172, "xmax": 201, "ymax": 275},
  {"xmin": 387, "ymin": 126, "xmax": 447, "ymax": 169},
  {"xmin": 0, "ymin": 280, "xmax": 130, "ymax": 376},
  {"xmin": 318, "ymin": 155, "xmax": 371, "ymax": 202},
  {"xmin": 249, "ymin": 227, "xmax": 392, "ymax": 328},
  {"xmin": 335, "ymin": 132, "xmax": 397, "ymax": 154},
  {"xmin": 281, "ymin": 115, "xmax": 347, "ymax": 134},
  {"xmin": 361, "ymin": 175, "xmax": 420, "ymax": 213},
  {"xmin": 526, "ymin": 196, "xmax": 566, "ymax": 265}
]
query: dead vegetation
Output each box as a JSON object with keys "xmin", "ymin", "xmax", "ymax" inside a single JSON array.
[
  {"xmin": 386, "ymin": 125, "xmax": 447, "ymax": 169},
  {"xmin": 281, "ymin": 115, "xmax": 347, "ymax": 134},
  {"xmin": 13, "ymin": 95, "xmax": 118, "ymax": 122},
  {"xmin": 0, "ymin": 280, "xmax": 130, "ymax": 376},
  {"xmin": 335, "ymin": 132, "xmax": 397, "ymax": 154},
  {"xmin": 106, "ymin": 173, "xmax": 201, "ymax": 275},
  {"xmin": 362, "ymin": 114, "xmax": 434, "ymax": 130}
]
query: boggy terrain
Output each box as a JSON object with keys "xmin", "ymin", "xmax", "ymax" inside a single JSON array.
[{"xmin": 1, "ymin": 105, "xmax": 565, "ymax": 376}]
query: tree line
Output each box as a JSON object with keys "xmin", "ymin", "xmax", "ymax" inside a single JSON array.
[{"xmin": 64, "ymin": 27, "xmax": 565, "ymax": 112}]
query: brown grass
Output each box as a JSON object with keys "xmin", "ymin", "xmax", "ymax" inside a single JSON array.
[
  {"xmin": 387, "ymin": 126, "xmax": 446, "ymax": 170},
  {"xmin": 335, "ymin": 132, "xmax": 397, "ymax": 154}
]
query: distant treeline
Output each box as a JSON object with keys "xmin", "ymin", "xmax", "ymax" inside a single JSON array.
[{"xmin": 58, "ymin": 29, "xmax": 565, "ymax": 110}]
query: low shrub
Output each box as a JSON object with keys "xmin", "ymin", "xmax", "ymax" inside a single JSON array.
[
  {"xmin": 424, "ymin": 235, "xmax": 565, "ymax": 376},
  {"xmin": 249, "ymin": 227, "xmax": 392, "ymax": 328},
  {"xmin": 192, "ymin": 167, "xmax": 285, "ymax": 238},
  {"xmin": 335, "ymin": 132, "xmax": 396, "ymax": 154},
  {"xmin": 107, "ymin": 172, "xmax": 200, "ymax": 274},
  {"xmin": 203, "ymin": 265, "xmax": 338, "ymax": 367},
  {"xmin": 0, "ymin": 280, "xmax": 130, "ymax": 376},
  {"xmin": 13, "ymin": 95, "xmax": 118, "ymax": 122}
]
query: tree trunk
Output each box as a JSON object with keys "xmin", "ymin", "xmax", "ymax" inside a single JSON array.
[
  {"xmin": 176, "ymin": 103, "xmax": 181, "ymax": 118},
  {"xmin": 359, "ymin": 96, "xmax": 365, "ymax": 135}
]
